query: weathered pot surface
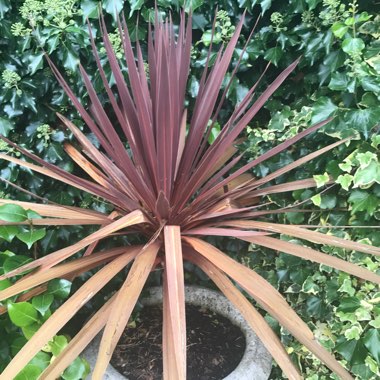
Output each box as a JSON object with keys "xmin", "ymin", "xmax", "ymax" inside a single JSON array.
[{"xmin": 83, "ymin": 286, "xmax": 272, "ymax": 380}]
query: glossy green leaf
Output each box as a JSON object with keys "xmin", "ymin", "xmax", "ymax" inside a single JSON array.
[
  {"xmin": 47, "ymin": 279, "xmax": 72, "ymax": 299},
  {"xmin": 13, "ymin": 364, "xmax": 42, "ymax": 380},
  {"xmin": 29, "ymin": 351, "xmax": 50, "ymax": 371},
  {"xmin": 10, "ymin": 336, "xmax": 27, "ymax": 357},
  {"xmin": 22, "ymin": 322, "xmax": 40, "ymax": 340},
  {"xmin": 0, "ymin": 280, "xmax": 11, "ymax": 295},
  {"xmin": 32, "ymin": 293, "xmax": 54, "ymax": 316},
  {"xmin": 0, "ymin": 204, "xmax": 28, "ymax": 222},
  {"xmin": 8, "ymin": 302, "xmax": 38, "ymax": 327},
  {"xmin": 0, "ymin": 225, "xmax": 20, "ymax": 242},
  {"xmin": 62, "ymin": 357, "xmax": 88, "ymax": 380},
  {"xmin": 50, "ymin": 335, "xmax": 68, "ymax": 356},
  {"xmin": 3, "ymin": 256, "xmax": 32, "ymax": 273},
  {"xmin": 16, "ymin": 228, "xmax": 46, "ymax": 249}
]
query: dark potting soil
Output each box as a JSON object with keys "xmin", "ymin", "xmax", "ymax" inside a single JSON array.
[{"xmin": 110, "ymin": 304, "xmax": 246, "ymax": 380}]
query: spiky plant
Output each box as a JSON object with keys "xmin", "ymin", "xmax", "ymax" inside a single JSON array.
[{"xmin": 0, "ymin": 10, "xmax": 379, "ymax": 380}]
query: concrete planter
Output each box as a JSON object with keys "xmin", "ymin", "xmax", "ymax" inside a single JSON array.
[{"xmin": 83, "ymin": 286, "xmax": 272, "ymax": 380}]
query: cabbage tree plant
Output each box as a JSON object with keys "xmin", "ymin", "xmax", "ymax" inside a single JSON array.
[{"xmin": 0, "ymin": 10, "xmax": 379, "ymax": 380}]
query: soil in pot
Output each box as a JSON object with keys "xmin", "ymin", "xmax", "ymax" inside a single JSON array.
[{"xmin": 111, "ymin": 304, "xmax": 246, "ymax": 380}]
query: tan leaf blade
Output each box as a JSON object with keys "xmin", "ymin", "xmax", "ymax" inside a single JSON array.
[
  {"xmin": 0, "ymin": 247, "xmax": 131, "ymax": 301},
  {"xmin": 163, "ymin": 268, "xmax": 180, "ymax": 379},
  {"xmin": 242, "ymin": 235, "xmax": 380, "ymax": 284},
  {"xmin": 0, "ymin": 218, "xmax": 109, "ymax": 226},
  {"xmin": 184, "ymin": 248, "xmax": 302, "ymax": 380},
  {"xmin": 0, "ymin": 210, "xmax": 148, "ymax": 280},
  {"xmin": 0, "ymin": 247, "xmax": 140, "ymax": 380},
  {"xmin": 39, "ymin": 294, "xmax": 117, "ymax": 380},
  {"xmin": 183, "ymin": 237, "xmax": 353, "ymax": 379},
  {"xmin": 222, "ymin": 220, "xmax": 380, "ymax": 256},
  {"xmin": 64, "ymin": 143, "xmax": 113, "ymax": 189},
  {"xmin": 163, "ymin": 226, "xmax": 186, "ymax": 379},
  {"xmin": 0, "ymin": 152, "xmax": 124, "ymax": 207},
  {"xmin": 92, "ymin": 242, "xmax": 160, "ymax": 379},
  {"xmin": 0, "ymin": 199, "xmax": 110, "ymax": 221}
]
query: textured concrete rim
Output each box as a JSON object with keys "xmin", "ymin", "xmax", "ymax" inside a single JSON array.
[{"xmin": 83, "ymin": 286, "xmax": 272, "ymax": 380}]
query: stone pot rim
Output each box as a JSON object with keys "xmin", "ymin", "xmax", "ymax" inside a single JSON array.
[{"xmin": 83, "ymin": 285, "xmax": 272, "ymax": 380}]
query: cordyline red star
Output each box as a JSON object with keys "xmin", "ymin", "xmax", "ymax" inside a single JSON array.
[{"xmin": 0, "ymin": 9, "xmax": 379, "ymax": 380}]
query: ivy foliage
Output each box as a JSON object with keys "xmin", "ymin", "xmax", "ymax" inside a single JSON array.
[{"xmin": 0, "ymin": 0, "xmax": 379, "ymax": 378}]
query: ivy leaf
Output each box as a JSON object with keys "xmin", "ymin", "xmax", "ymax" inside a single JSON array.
[
  {"xmin": 63, "ymin": 48, "xmax": 79, "ymax": 72},
  {"xmin": 353, "ymin": 160, "xmax": 380, "ymax": 188},
  {"xmin": 17, "ymin": 228, "xmax": 46, "ymax": 249},
  {"xmin": 311, "ymin": 97, "xmax": 338, "ymax": 124},
  {"xmin": 348, "ymin": 190, "xmax": 379, "ymax": 215},
  {"xmin": 264, "ymin": 47, "xmax": 282, "ymax": 66},
  {"xmin": 103, "ymin": 0, "xmax": 124, "ymax": 21},
  {"xmin": 344, "ymin": 108, "xmax": 380, "ymax": 139},
  {"xmin": 8, "ymin": 302, "xmax": 38, "ymax": 327},
  {"xmin": 342, "ymin": 37, "xmax": 365, "ymax": 55},
  {"xmin": 337, "ymin": 297, "xmax": 361, "ymax": 313},
  {"xmin": 27, "ymin": 53, "xmax": 44, "ymax": 75},
  {"xmin": 0, "ymin": 0, "xmax": 10, "ymax": 17},
  {"xmin": 331, "ymin": 22, "xmax": 348, "ymax": 39},
  {"xmin": 260, "ymin": 0, "xmax": 272, "ymax": 14},
  {"xmin": 47, "ymin": 279, "xmax": 72, "ymax": 299},
  {"xmin": 363, "ymin": 329, "xmax": 380, "ymax": 362},
  {"xmin": 47, "ymin": 33, "xmax": 60, "ymax": 54},
  {"xmin": 0, "ymin": 204, "xmax": 28, "ymax": 222},
  {"xmin": 313, "ymin": 173, "xmax": 330, "ymax": 188},
  {"xmin": 179, "ymin": 0, "xmax": 205, "ymax": 13},
  {"xmin": 336, "ymin": 338, "xmax": 368, "ymax": 365},
  {"xmin": 336, "ymin": 174, "xmax": 353, "ymax": 191},
  {"xmin": 81, "ymin": 0, "xmax": 99, "ymax": 20},
  {"xmin": 128, "ymin": 0, "xmax": 144, "ymax": 18},
  {"xmin": 360, "ymin": 76, "xmax": 380, "ymax": 93},
  {"xmin": 305, "ymin": 0, "xmax": 319, "ymax": 10},
  {"xmin": 0, "ymin": 117, "xmax": 13, "ymax": 136},
  {"xmin": 328, "ymin": 72, "xmax": 355, "ymax": 93},
  {"xmin": 344, "ymin": 324, "xmax": 362, "ymax": 340},
  {"xmin": 306, "ymin": 296, "xmax": 327, "ymax": 318},
  {"xmin": 0, "ymin": 225, "xmax": 20, "ymax": 242}
]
